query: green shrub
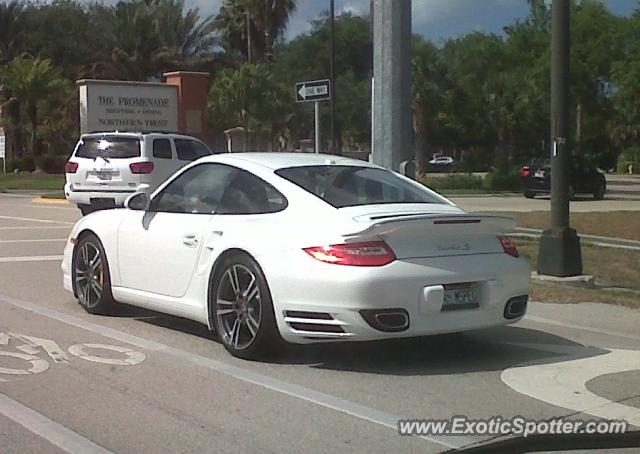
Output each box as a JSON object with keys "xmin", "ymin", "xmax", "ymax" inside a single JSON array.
[
  {"xmin": 617, "ymin": 160, "xmax": 636, "ymax": 174},
  {"xmin": 6, "ymin": 159, "xmax": 21, "ymax": 172},
  {"xmin": 35, "ymin": 155, "xmax": 67, "ymax": 174},
  {"xmin": 485, "ymin": 170, "xmax": 522, "ymax": 191},
  {"xmin": 422, "ymin": 174, "xmax": 484, "ymax": 190},
  {"xmin": 20, "ymin": 155, "xmax": 36, "ymax": 172}
]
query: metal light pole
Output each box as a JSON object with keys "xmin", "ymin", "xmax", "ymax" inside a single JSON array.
[
  {"xmin": 329, "ymin": 0, "xmax": 336, "ymax": 154},
  {"xmin": 537, "ymin": 0, "xmax": 583, "ymax": 276},
  {"xmin": 371, "ymin": 0, "xmax": 413, "ymax": 172}
]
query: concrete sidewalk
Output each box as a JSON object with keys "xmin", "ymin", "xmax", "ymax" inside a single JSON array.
[{"xmin": 510, "ymin": 227, "xmax": 640, "ymax": 251}]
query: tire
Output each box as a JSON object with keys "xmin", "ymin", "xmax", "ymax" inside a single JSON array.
[
  {"xmin": 78, "ymin": 204, "xmax": 94, "ymax": 216},
  {"xmin": 594, "ymin": 182, "xmax": 606, "ymax": 200},
  {"xmin": 523, "ymin": 190, "xmax": 535, "ymax": 199},
  {"xmin": 73, "ymin": 233, "xmax": 115, "ymax": 315},
  {"xmin": 210, "ymin": 253, "xmax": 283, "ymax": 360},
  {"xmin": 568, "ymin": 185, "xmax": 575, "ymax": 201}
]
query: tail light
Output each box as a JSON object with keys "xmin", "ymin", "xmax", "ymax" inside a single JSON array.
[
  {"xmin": 65, "ymin": 161, "xmax": 79, "ymax": 173},
  {"xmin": 498, "ymin": 236, "xmax": 519, "ymax": 258},
  {"xmin": 303, "ymin": 241, "xmax": 396, "ymax": 266},
  {"xmin": 129, "ymin": 162, "xmax": 154, "ymax": 174},
  {"xmin": 519, "ymin": 166, "xmax": 530, "ymax": 178}
]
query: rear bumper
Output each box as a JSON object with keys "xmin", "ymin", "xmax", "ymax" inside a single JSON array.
[
  {"xmin": 259, "ymin": 251, "xmax": 531, "ymax": 344},
  {"xmin": 64, "ymin": 183, "xmax": 150, "ymax": 206}
]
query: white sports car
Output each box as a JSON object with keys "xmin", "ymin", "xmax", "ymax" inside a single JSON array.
[{"xmin": 62, "ymin": 153, "xmax": 531, "ymax": 359}]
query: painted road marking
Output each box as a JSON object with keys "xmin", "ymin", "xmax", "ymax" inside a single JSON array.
[
  {"xmin": 502, "ymin": 348, "xmax": 640, "ymax": 428},
  {"xmin": 68, "ymin": 344, "xmax": 145, "ymax": 366},
  {"xmin": 31, "ymin": 197, "xmax": 71, "ymax": 206},
  {"xmin": 0, "ymin": 239, "xmax": 67, "ymax": 243},
  {"xmin": 0, "ymin": 226, "xmax": 71, "ymax": 230},
  {"xmin": 0, "ymin": 255, "xmax": 64, "ymax": 263},
  {"xmin": 0, "ymin": 392, "xmax": 113, "ymax": 454},
  {"xmin": 0, "ymin": 215, "xmax": 73, "ymax": 225},
  {"xmin": 0, "ymin": 332, "xmax": 145, "ymax": 376},
  {"xmin": 0, "ymin": 351, "xmax": 49, "ymax": 375},
  {"xmin": 0, "ymin": 293, "xmax": 473, "ymax": 450}
]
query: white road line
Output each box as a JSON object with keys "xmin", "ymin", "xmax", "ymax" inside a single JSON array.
[
  {"xmin": 0, "ymin": 393, "xmax": 112, "ymax": 454},
  {"xmin": 0, "ymin": 215, "xmax": 73, "ymax": 225},
  {"xmin": 524, "ymin": 314, "xmax": 640, "ymax": 342},
  {"xmin": 0, "ymin": 239, "xmax": 67, "ymax": 244},
  {"xmin": 0, "ymin": 256, "xmax": 64, "ymax": 263},
  {"xmin": 0, "ymin": 293, "xmax": 470, "ymax": 450},
  {"xmin": 0, "ymin": 226, "xmax": 71, "ymax": 230},
  {"xmin": 502, "ymin": 348, "xmax": 640, "ymax": 428}
]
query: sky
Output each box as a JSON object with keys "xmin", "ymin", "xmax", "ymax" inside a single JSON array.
[{"xmin": 184, "ymin": 0, "xmax": 638, "ymax": 43}]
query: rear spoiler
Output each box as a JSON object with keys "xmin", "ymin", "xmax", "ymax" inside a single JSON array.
[{"xmin": 343, "ymin": 214, "xmax": 516, "ymax": 237}]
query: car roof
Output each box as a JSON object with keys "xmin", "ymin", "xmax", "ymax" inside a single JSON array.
[
  {"xmin": 80, "ymin": 131, "xmax": 204, "ymax": 141},
  {"xmin": 205, "ymin": 152, "xmax": 380, "ymax": 171}
]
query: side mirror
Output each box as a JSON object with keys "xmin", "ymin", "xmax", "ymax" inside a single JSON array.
[{"xmin": 125, "ymin": 192, "xmax": 150, "ymax": 211}]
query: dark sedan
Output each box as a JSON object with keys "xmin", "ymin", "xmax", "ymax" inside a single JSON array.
[{"xmin": 520, "ymin": 158, "xmax": 606, "ymax": 200}]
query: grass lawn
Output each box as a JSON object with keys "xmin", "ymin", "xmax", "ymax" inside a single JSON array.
[
  {"xmin": 509, "ymin": 211, "xmax": 640, "ymax": 242},
  {"xmin": 0, "ymin": 173, "xmax": 65, "ymax": 191},
  {"xmin": 515, "ymin": 238, "xmax": 640, "ymax": 309}
]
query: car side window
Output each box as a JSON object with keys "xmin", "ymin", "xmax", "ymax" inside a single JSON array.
[
  {"xmin": 175, "ymin": 139, "xmax": 211, "ymax": 161},
  {"xmin": 152, "ymin": 139, "xmax": 172, "ymax": 159},
  {"xmin": 151, "ymin": 164, "xmax": 238, "ymax": 214},
  {"xmin": 217, "ymin": 170, "xmax": 287, "ymax": 215}
]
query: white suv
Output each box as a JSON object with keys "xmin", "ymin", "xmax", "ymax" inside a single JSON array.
[{"xmin": 65, "ymin": 132, "xmax": 214, "ymax": 215}]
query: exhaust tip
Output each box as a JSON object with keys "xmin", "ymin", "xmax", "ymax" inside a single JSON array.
[
  {"xmin": 360, "ymin": 309, "xmax": 410, "ymax": 332},
  {"xmin": 504, "ymin": 295, "xmax": 528, "ymax": 320}
]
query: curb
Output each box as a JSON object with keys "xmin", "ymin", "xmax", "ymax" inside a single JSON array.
[{"xmin": 31, "ymin": 197, "xmax": 71, "ymax": 205}]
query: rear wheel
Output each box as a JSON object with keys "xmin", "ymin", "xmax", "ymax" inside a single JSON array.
[
  {"xmin": 523, "ymin": 190, "xmax": 535, "ymax": 199},
  {"xmin": 73, "ymin": 234, "xmax": 114, "ymax": 315},
  {"xmin": 211, "ymin": 253, "xmax": 282, "ymax": 360},
  {"xmin": 568, "ymin": 185, "xmax": 576, "ymax": 200},
  {"xmin": 594, "ymin": 182, "xmax": 606, "ymax": 200}
]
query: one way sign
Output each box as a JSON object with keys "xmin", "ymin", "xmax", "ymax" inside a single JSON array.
[{"xmin": 295, "ymin": 79, "xmax": 331, "ymax": 103}]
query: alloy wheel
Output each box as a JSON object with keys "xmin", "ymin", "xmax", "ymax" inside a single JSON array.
[
  {"xmin": 75, "ymin": 242, "xmax": 103, "ymax": 309},
  {"xmin": 216, "ymin": 264, "xmax": 262, "ymax": 350}
]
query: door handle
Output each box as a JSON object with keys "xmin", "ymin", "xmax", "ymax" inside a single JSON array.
[{"xmin": 182, "ymin": 234, "xmax": 199, "ymax": 247}]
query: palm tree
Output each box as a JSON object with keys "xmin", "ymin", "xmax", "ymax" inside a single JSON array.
[
  {"xmin": 215, "ymin": 0, "xmax": 297, "ymax": 61},
  {"xmin": 99, "ymin": 0, "xmax": 216, "ymax": 80},
  {"xmin": 0, "ymin": 0, "xmax": 27, "ymax": 64},
  {"xmin": 1, "ymin": 57, "xmax": 67, "ymax": 158}
]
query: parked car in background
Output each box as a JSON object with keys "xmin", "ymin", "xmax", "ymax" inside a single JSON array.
[
  {"xmin": 65, "ymin": 132, "xmax": 214, "ymax": 215},
  {"xmin": 520, "ymin": 158, "xmax": 606, "ymax": 200},
  {"xmin": 428, "ymin": 156, "xmax": 454, "ymax": 172}
]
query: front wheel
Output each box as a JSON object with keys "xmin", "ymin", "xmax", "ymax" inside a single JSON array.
[
  {"xmin": 211, "ymin": 253, "xmax": 283, "ymax": 360},
  {"xmin": 594, "ymin": 182, "xmax": 606, "ymax": 200},
  {"xmin": 523, "ymin": 190, "xmax": 535, "ymax": 199},
  {"xmin": 73, "ymin": 234, "xmax": 115, "ymax": 315}
]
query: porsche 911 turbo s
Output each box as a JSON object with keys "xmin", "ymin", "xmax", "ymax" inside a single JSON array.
[{"xmin": 62, "ymin": 153, "xmax": 531, "ymax": 359}]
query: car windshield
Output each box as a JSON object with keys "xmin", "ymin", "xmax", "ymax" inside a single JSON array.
[
  {"xmin": 275, "ymin": 165, "xmax": 442, "ymax": 208},
  {"xmin": 75, "ymin": 137, "xmax": 141, "ymax": 159}
]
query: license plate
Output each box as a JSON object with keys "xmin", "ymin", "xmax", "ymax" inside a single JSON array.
[
  {"xmin": 534, "ymin": 170, "xmax": 545, "ymax": 178},
  {"xmin": 96, "ymin": 171, "xmax": 112, "ymax": 181},
  {"xmin": 442, "ymin": 284, "xmax": 480, "ymax": 311}
]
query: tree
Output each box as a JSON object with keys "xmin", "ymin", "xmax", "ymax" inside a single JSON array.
[
  {"xmin": 208, "ymin": 64, "xmax": 288, "ymax": 142},
  {"xmin": 1, "ymin": 57, "xmax": 68, "ymax": 158},
  {"xmin": 98, "ymin": 0, "xmax": 217, "ymax": 80},
  {"xmin": 215, "ymin": 0, "xmax": 297, "ymax": 62},
  {"xmin": 0, "ymin": 0, "xmax": 27, "ymax": 64}
]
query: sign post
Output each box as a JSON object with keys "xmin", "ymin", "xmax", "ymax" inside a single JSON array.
[
  {"xmin": 0, "ymin": 130, "xmax": 6, "ymax": 173},
  {"xmin": 296, "ymin": 79, "xmax": 331, "ymax": 154}
]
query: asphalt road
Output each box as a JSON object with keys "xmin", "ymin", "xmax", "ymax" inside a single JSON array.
[{"xmin": 1, "ymin": 193, "xmax": 640, "ymax": 453}]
